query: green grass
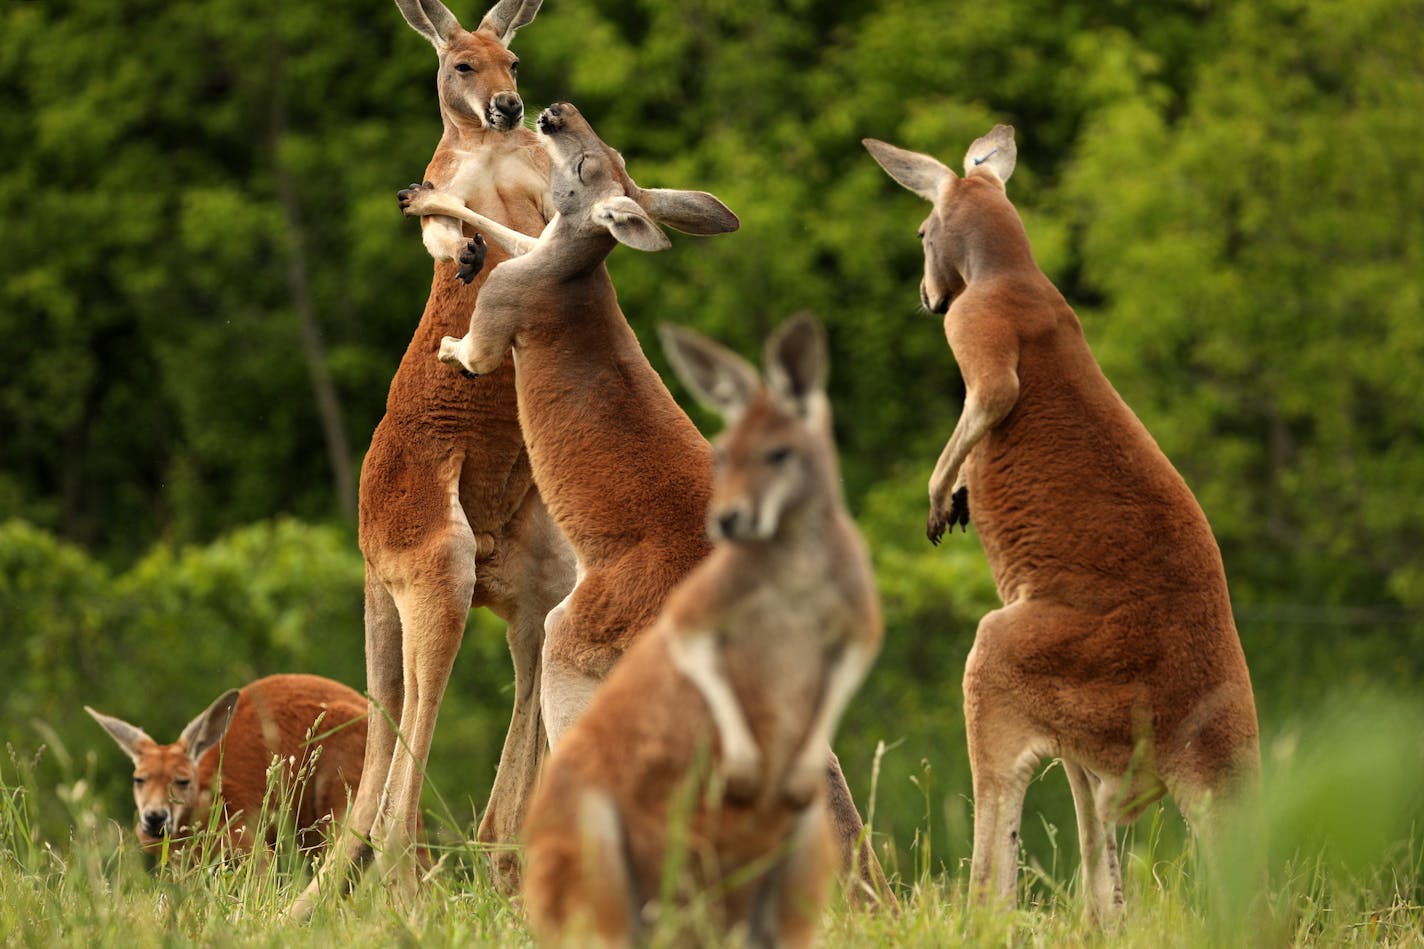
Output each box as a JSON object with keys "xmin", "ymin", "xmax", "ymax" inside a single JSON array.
[{"xmin": 4, "ymin": 695, "xmax": 1422, "ymax": 947}]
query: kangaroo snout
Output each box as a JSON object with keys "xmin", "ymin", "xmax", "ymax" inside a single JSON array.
[
  {"xmin": 708, "ymin": 504, "xmax": 759, "ymax": 542},
  {"xmin": 141, "ymin": 809, "xmax": 171, "ymax": 837},
  {"xmin": 488, "ymin": 91, "xmax": 524, "ymax": 130}
]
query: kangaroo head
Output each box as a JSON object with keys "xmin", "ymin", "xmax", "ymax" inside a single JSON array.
[
  {"xmin": 397, "ymin": 0, "xmax": 541, "ymax": 132},
  {"xmin": 661, "ymin": 313, "xmax": 838, "ymax": 543},
  {"xmin": 534, "ymin": 102, "xmax": 740, "ymax": 256},
  {"xmin": 86, "ymin": 689, "xmax": 239, "ymax": 851},
  {"xmin": 864, "ymin": 125, "xmax": 1020, "ymax": 313}
]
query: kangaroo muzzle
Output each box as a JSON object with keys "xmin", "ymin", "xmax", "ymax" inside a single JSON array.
[{"xmin": 488, "ymin": 91, "xmax": 524, "ymax": 131}]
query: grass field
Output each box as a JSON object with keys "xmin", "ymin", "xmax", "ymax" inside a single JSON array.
[{"xmin": 3, "ymin": 695, "xmax": 1421, "ymax": 946}]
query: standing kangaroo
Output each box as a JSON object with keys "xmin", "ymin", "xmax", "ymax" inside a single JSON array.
[
  {"xmin": 400, "ymin": 102, "xmax": 891, "ymax": 903},
  {"xmin": 520, "ymin": 314, "xmax": 882, "ymax": 946},
  {"xmin": 292, "ymin": 0, "xmax": 573, "ymax": 917},
  {"xmin": 87, "ymin": 674, "xmax": 367, "ymax": 860},
  {"xmin": 865, "ymin": 127, "xmax": 1260, "ymax": 922}
]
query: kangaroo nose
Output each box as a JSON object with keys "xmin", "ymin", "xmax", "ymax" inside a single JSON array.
[
  {"xmin": 712, "ymin": 510, "xmax": 742, "ymax": 540},
  {"xmin": 142, "ymin": 809, "xmax": 169, "ymax": 835},
  {"xmin": 492, "ymin": 92, "xmax": 523, "ymax": 122}
]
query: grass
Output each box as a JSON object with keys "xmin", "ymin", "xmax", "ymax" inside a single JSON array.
[{"xmin": 3, "ymin": 696, "xmax": 1422, "ymax": 947}]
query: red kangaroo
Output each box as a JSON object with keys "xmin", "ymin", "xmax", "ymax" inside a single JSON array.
[
  {"xmin": 292, "ymin": 0, "xmax": 574, "ymax": 917},
  {"xmin": 519, "ymin": 314, "xmax": 883, "ymax": 946},
  {"xmin": 401, "ymin": 102, "xmax": 892, "ymax": 904},
  {"xmin": 87, "ymin": 674, "xmax": 366, "ymax": 859},
  {"xmin": 866, "ymin": 126, "xmax": 1260, "ymax": 923}
]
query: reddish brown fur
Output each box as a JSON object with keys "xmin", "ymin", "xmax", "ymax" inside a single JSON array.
[
  {"xmin": 424, "ymin": 104, "xmax": 891, "ymax": 904},
  {"xmin": 522, "ymin": 633, "xmax": 837, "ymax": 947},
  {"xmin": 90, "ymin": 674, "xmax": 366, "ymax": 858},
  {"xmin": 866, "ymin": 129, "xmax": 1259, "ymax": 922},
  {"xmin": 521, "ymin": 317, "xmax": 881, "ymax": 944},
  {"xmin": 296, "ymin": 0, "xmax": 573, "ymax": 913}
]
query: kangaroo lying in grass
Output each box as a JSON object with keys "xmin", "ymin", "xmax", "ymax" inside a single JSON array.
[
  {"xmin": 519, "ymin": 314, "xmax": 883, "ymax": 946},
  {"xmin": 866, "ymin": 126, "xmax": 1260, "ymax": 924},
  {"xmin": 87, "ymin": 673, "xmax": 366, "ymax": 859}
]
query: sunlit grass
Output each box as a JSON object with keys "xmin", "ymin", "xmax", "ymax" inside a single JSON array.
[{"xmin": 3, "ymin": 693, "xmax": 1421, "ymax": 946}]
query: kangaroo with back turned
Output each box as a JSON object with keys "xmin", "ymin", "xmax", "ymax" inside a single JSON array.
[{"xmin": 866, "ymin": 127, "xmax": 1260, "ymax": 923}]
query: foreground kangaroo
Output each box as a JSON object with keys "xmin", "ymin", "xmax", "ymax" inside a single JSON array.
[
  {"xmin": 87, "ymin": 674, "xmax": 366, "ymax": 858},
  {"xmin": 865, "ymin": 127, "xmax": 1260, "ymax": 922},
  {"xmin": 401, "ymin": 102, "xmax": 891, "ymax": 903},
  {"xmin": 520, "ymin": 314, "xmax": 882, "ymax": 946},
  {"xmin": 293, "ymin": 0, "xmax": 573, "ymax": 915}
]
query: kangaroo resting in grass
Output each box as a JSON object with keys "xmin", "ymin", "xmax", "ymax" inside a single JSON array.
[
  {"xmin": 519, "ymin": 313, "xmax": 883, "ymax": 946},
  {"xmin": 865, "ymin": 126, "xmax": 1260, "ymax": 923},
  {"xmin": 400, "ymin": 101, "xmax": 892, "ymax": 904},
  {"xmin": 87, "ymin": 674, "xmax": 367, "ymax": 859},
  {"xmin": 292, "ymin": 0, "xmax": 574, "ymax": 916}
]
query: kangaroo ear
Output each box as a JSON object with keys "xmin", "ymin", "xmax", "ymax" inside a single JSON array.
[
  {"xmin": 864, "ymin": 139, "xmax": 953, "ymax": 202},
  {"xmin": 178, "ymin": 689, "xmax": 240, "ymax": 763},
  {"xmin": 592, "ymin": 196, "xmax": 672, "ymax": 252},
  {"xmin": 659, "ymin": 323, "xmax": 760, "ymax": 421},
  {"xmin": 964, "ymin": 124, "xmax": 1016, "ymax": 186},
  {"xmin": 85, "ymin": 707, "xmax": 154, "ymax": 766},
  {"xmin": 396, "ymin": 0, "xmax": 462, "ymax": 47},
  {"xmin": 764, "ymin": 312, "xmax": 829, "ymax": 421},
  {"xmin": 638, "ymin": 189, "xmax": 740, "ymax": 236},
  {"xmin": 478, "ymin": 0, "xmax": 542, "ymax": 46}
]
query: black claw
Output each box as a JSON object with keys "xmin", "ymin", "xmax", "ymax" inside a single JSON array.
[
  {"xmin": 949, "ymin": 486, "xmax": 971, "ymax": 531},
  {"xmin": 459, "ymin": 368, "xmax": 479, "ymax": 380},
  {"xmin": 455, "ymin": 234, "xmax": 487, "ymax": 284}
]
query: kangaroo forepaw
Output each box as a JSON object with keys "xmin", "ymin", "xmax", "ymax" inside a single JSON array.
[
  {"xmin": 456, "ymin": 234, "xmax": 487, "ymax": 284},
  {"xmin": 949, "ymin": 485, "xmax": 971, "ymax": 531},
  {"xmin": 397, "ymin": 180, "xmax": 436, "ymax": 217},
  {"xmin": 926, "ymin": 507, "xmax": 948, "ymax": 546},
  {"xmin": 438, "ymin": 335, "xmax": 478, "ymax": 378}
]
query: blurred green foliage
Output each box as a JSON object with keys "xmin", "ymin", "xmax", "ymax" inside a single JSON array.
[{"xmin": 3, "ymin": 0, "xmax": 1423, "ymax": 887}]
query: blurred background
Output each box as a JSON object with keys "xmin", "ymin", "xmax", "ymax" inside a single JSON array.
[{"xmin": 3, "ymin": 0, "xmax": 1422, "ymax": 882}]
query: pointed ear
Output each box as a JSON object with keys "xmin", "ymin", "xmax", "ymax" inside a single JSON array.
[
  {"xmin": 863, "ymin": 139, "xmax": 953, "ymax": 202},
  {"xmin": 178, "ymin": 689, "xmax": 240, "ymax": 763},
  {"xmin": 763, "ymin": 312, "xmax": 829, "ymax": 420},
  {"xmin": 85, "ymin": 707, "xmax": 154, "ymax": 766},
  {"xmin": 395, "ymin": 0, "xmax": 462, "ymax": 47},
  {"xmin": 591, "ymin": 196, "xmax": 671, "ymax": 252},
  {"xmin": 964, "ymin": 124, "xmax": 1017, "ymax": 185},
  {"xmin": 478, "ymin": 0, "xmax": 542, "ymax": 46},
  {"xmin": 659, "ymin": 323, "xmax": 760, "ymax": 421},
  {"xmin": 638, "ymin": 189, "xmax": 740, "ymax": 236}
]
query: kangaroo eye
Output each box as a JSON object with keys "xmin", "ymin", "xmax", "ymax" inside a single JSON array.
[
  {"xmin": 576, "ymin": 156, "xmax": 586, "ymax": 182},
  {"xmin": 133, "ymin": 777, "xmax": 146, "ymax": 786},
  {"xmin": 174, "ymin": 779, "xmax": 191, "ymax": 789},
  {"xmin": 764, "ymin": 447, "xmax": 792, "ymax": 466},
  {"xmin": 510, "ymin": 59, "xmax": 519, "ymax": 75},
  {"xmin": 455, "ymin": 63, "xmax": 473, "ymax": 73}
]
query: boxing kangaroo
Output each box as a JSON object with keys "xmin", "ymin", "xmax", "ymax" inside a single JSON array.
[
  {"xmin": 292, "ymin": 0, "xmax": 573, "ymax": 917},
  {"xmin": 400, "ymin": 102, "xmax": 891, "ymax": 902},
  {"xmin": 866, "ymin": 126, "xmax": 1259, "ymax": 923},
  {"xmin": 520, "ymin": 313, "xmax": 882, "ymax": 946}
]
